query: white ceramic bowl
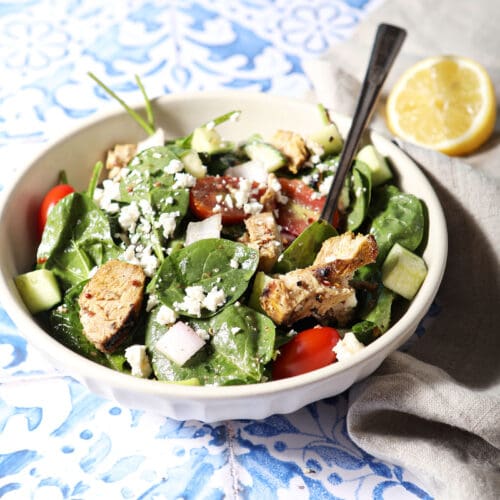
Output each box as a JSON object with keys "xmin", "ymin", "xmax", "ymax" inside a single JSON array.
[{"xmin": 0, "ymin": 91, "xmax": 447, "ymax": 422}]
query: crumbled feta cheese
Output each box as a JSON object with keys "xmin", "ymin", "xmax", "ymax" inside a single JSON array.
[
  {"xmin": 224, "ymin": 193, "xmax": 234, "ymax": 209},
  {"xmin": 146, "ymin": 294, "xmax": 160, "ymax": 312},
  {"xmin": 139, "ymin": 246, "xmax": 159, "ymax": 277},
  {"xmin": 138, "ymin": 199, "xmax": 154, "ymax": 216},
  {"xmin": 231, "ymin": 178, "xmax": 252, "ymax": 208},
  {"xmin": 318, "ymin": 175, "xmax": 333, "ymax": 196},
  {"xmin": 164, "ymin": 158, "xmax": 184, "ymax": 174},
  {"xmin": 156, "ymin": 305, "xmax": 177, "ymax": 325},
  {"xmin": 125, "ymin": 345, "xmax": 152, "ymax": 378},
  {"xmin": 243, "ymin": 201, "xmax": 263, "ymax": 215},
  {"xmin": 174, "ymin": 285, "xmax": 205, "ymax": 317},
  {"xmin": 158, "ymin": 211, "xmax": 180, "ymax": 239},
  {"xmin": 119, "ymin": 202, "xmax": 140, "ymax": 232},
  {"xmin": 96, "ymin": 179, "xmax": 120, "ymax": 213},
  {"xmin": 203, "ymin": 286, "xmax": 226, "ymax": 312},
  {"xmin": 121, "ymin": 245, "xmax": 140, "ymax": 265},
  {"xmin": 173, "ymin": 172, "xmax": 196, "ymax": 189},
  {"xmin": 194, "ymin": 327, "xmax": 210, "ymax": 341},
  {"xmin": 333, "ymin": 332, "xmax": 364, "ymax": 361}
]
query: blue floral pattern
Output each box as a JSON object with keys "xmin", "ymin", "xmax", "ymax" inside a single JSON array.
[{"xmin": 0, "ymin": 1, "xmax": 433, "ymax": 498}]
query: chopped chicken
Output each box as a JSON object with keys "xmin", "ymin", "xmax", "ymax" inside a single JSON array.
[
  {"xmin": 241, "ymin": 212, "xmax": 283, "ymax": 272},
  {"xmin": 260, "ymin": 232, "xmax": 377, "ymax": 326},
  {"xmin": 259, "ymin": 173, "xmax": 285, "ymax": 212},
  {"xmin": 78, "ymin": 260, "xmax": 146, "ymax": 353},
  {"xmin": 105, "ymin": 144, "xmax": 137, "ymax": 179},
  {"xmin": 271, "ymin": 130, "xmax": 309, "ymax": 174}
]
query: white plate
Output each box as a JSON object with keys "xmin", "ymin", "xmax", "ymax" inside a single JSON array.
[{"xmin": 0, "ymin": 91, "xmax": 447, "ymax": 422}]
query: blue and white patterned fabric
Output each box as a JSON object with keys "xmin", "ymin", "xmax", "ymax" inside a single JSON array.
[{"xmin": 0, "ymin": 1, "xmax": 433, "ymax": 498}]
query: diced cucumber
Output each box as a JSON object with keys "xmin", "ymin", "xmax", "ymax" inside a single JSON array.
[
  {"xmin": 381, "ymin": 243, "xmax": 427, "ymax": 300},
  {"xmin": 248, "ymin": 271, "xmax": 272, "ymax": 313},
  {"xmin": 244, "ymin": 141, "xmax": 286, "ymax": 172},
  {"xmin": 308, "ymin": 122, "xmax": 343, "ymax": 156},
  {"xmin": 181, "ymin": 150, "xmax": 207, "ymax": 178},
  {"xmin": 191, "ymin": 127, "xmax": 223, "ymax": 154},
  {"xmin": 14, "ymin": 269, "xmax": 62, "ymax": 314},
  {"xmin": 356, "ymin": 144, "xmax": 393, "ymax": 186}
]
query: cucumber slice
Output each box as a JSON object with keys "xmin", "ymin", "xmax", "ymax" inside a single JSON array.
[
  {"xmin": 308, "ymin": 122, "xmax": 343, "ymax": 156},
  {"xmin": 14, "ymin": 269, "xmax": 62, "ymax": 314},
  {"xmin": 248, "ymin": 271, "xmax": 272, "ymax": 313},
  {"xmin": 381, "ymin": 243, "xmax": 427, "ymax": 300},
  {"xmin": 244, "ymin": 141, "xmax": 286, "ymax": 172},
  {"xmin": 356, "ymin": 144, "xmax": 392, "ymax": 186},
  {"xmin": 181, "ymin": 150, "xmax": 207, "ymax": 178},
  {"xmin": 191, "ymin": 127, "xmax": 223, "ymax": 154}
]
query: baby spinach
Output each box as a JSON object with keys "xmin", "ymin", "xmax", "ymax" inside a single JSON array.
[
  {"xmin": 146, "ymin": 304, "xmax": 275, "ymax": 385},
  {"xmin": 119, "ymin": 146, "xmax": 190, "ymax": 259},
  {"xmin": 273, "ymin": 219, "xmax": 337, "ymax": 273},
  {"xmin": 352, "ymin": 285, "xmax": 396, "ymax": 344},
  {"xmin": 369, "ymin": 184, "xmax": 425, "ymax": 263},
  {"xmin": 347, "ymin": 161, "xmax": 372, "ymax": 231},
  {"xmin": 37, "ymin": 192, "xmax": 122, "ymax": 290},
  {"xmin": 148, "ymin": 238, "xmax": 259, "ymax": 318}
]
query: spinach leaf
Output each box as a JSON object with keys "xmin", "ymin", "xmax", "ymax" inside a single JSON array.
[
  {"xmin": 273, "ymin": 219, "xmax": 337, "ymax": 273},
  {"xmin": 37, "ymin": 192, "xmax": 122, "ymax": 290},
  {"xmin": 118, "ymin": 146, "xmax": 190, "ymax": 260},
  {"xmin": 146, "ymin": 304, "xmax": 275, "ymax": 385},
  {"xmin": 369, "ymin": 184, "xmax": 425, "ymax": 263},
  {"xmin": 148, "ymin": 238, "xmax": 259, "ymax": 318},
  {"xmin": 347, "ymin": 160, "xmax": 372, "ymax": 232},
  {"xmin": 352, "ymin": 284, "xmax": 396, "ymax": 344}
]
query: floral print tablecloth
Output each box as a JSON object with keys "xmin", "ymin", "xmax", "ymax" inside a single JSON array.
[{"xmin": 0, "ymin": 2, "xmax": 432, "ymax": 498}]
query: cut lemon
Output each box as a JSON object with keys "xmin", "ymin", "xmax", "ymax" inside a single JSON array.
[{"xmin": 386, "ymin": 56, "xmax": 497, "ymax": 156}]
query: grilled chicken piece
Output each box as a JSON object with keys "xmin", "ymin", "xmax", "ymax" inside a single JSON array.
[
  {"xmin": 271, "ymin": 130, "xmax": 309, "ymax": 174},
  {"xmin": 106, "ymin": 144, "xmax": 137, "ymax": 179},
  {"xmin": 241, "ymin": 212, "xmax": 283, "ymax": 272},
  {"xmin": 259, "ymin": 173, "xmax": 286, "ymax": 213},
  {"xmin": 78, "ymin": 260, "xmax": 146, "ymax": 353},
  {"xmin": 260, "ymin": 232, "xmax": 377, "ymax": 326}
]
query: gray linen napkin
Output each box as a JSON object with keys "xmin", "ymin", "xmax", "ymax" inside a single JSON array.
[{"xmin": 303, "ymin": 1, "xmax": 500, "ymax": 498}]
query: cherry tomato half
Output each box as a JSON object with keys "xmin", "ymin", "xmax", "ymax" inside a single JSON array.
[
  {"xmin": 272, "ymin": 326, "xmax": 341, "ymax": 380},
  {"xmin": 189, "ymin": 176, "xmax": 265, "ymax": 225},
  {"xmin": 38, "ymin": 184, "xmax": 75, "ymax": 238},
  {"xmin": 276, "ymin": 179, "xmax": 339, "ymax": 236}
]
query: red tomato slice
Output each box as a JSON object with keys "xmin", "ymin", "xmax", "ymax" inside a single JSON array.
[
  {"xmin": 189, "ymin": 176, "xmax": 265, "ymax": 225},
  {"xmin": 277, "ymin": 178, "xmax": 339, "ymax": 236},
  {"xmin": 272, "ymin": 326, "xmax": 341, "ymax": 380},
  {"xmin": 38, "ymin": 184, "xmax": 75, "ymax": 239}
]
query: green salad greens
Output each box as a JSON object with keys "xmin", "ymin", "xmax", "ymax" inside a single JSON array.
[{"xmin": 15, "ymin": 77, "xmax": 428, "ymax": 385}]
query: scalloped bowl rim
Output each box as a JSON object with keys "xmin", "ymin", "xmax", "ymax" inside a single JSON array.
[{"xmin": 0, "ymin": 91, "xmax": 448, "ymax": 420}]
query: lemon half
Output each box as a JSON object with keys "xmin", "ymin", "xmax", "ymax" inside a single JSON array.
[{"xmin": 386, "ymin": 56, "xmax": 496, "ymax": 156}]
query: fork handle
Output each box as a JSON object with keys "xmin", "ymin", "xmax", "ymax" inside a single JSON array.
[{"xmin": 320, "ymin": 23, "xmax": 406, "ymax": 224}]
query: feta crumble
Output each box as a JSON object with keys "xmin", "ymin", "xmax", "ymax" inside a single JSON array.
[
  {"xmin": 156, "ymin": 305, "xmax": 177, "ymax": 325},
  {"xmin": 124, "ymin": 345, "xmax": 152, "ymax": 378},
  {"xmin": 333, "ymin": 332, "xmax": 364, "ymax": 361}
]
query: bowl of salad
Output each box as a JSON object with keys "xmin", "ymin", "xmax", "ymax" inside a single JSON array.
[{"xmin": 0, "ymin": 88, "xmax": 447, "ymax": 421}]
